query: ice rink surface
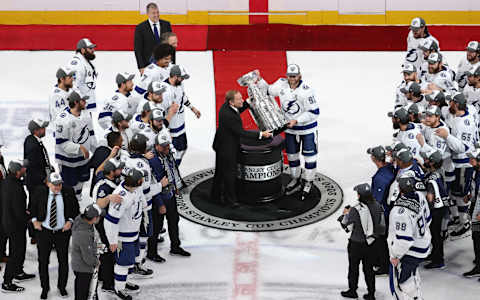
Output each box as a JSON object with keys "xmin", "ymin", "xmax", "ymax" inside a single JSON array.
[{"xmin": 0, "ymin": 50, "xmax": 479, "ymax": 299}]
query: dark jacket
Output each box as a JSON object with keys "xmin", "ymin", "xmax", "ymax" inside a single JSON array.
[
  {"xmin": 71, "ymin": 215, "xmax": 97, "ymax": 273},
  {"xmin": 212, "ymin": 102, "xmax": 259, "ymax": 156},
  {"xmin": 1, "ymin": 173, "xmax": 28, "ymax": 233},
  {"xmin": 30, "ymin": 185, "xmax": 79, "ymax": 225},
  {"xmin": 134, "ymin": 19, "xmax": 172, "ymax": 69},
  {"xmin": 24, "ymin": 134, "xmax": 50, "ymax": 189},
  {"xmin": 371, "ymin": 164, "xmax": 395, "ymax": 214},
  {"xmin": 88, "ymin": 145, "xmax": 111, "ymax": 196}
]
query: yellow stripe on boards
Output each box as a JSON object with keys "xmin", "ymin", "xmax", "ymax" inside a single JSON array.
[{"xmin": 0, "ymin": 10, "xmax": 479, "ymax": 25}]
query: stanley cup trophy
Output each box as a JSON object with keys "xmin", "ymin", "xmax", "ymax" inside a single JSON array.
[
  {"xmin": 237, "ymin": 70, "xmax": 288, "ymax": 135},
  {"xmin": 236, "ymin": 70, "xmax": 287, "ymax": 203}
]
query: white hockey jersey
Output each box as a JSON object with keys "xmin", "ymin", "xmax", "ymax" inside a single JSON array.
[
  {"xmin": 124, "ymin": 154, "xmax": 153, "ymax": 210},
  {"xmin": 55, "ymin": 108, "xmax": 97, "ymax": 168},
  {"xmin": 104, "ymin": 182, "xmax": 144, "ymax": 244},
  {"xmin": 135, "ymin": 98, "xmax": 165, "ymax": 116},
  {"xmin": 130, "ymin": 115, "xmax": 151, "ymax": 136},
  {"xmin": 422, "ymin": 66, "xmax": 457, "ymax": 94},
  {"xmin": 49, "ymin": 85, "xmax": 70, "ymax": 123},
  {"xmin": 162, "ymin": 82, "xmax": 189, "ymax": 137},
  {"xmin": 396, "ymin": 123, "xmax": 423, "ymax": 160},
  {"xmin": 406, "ymin": 31, "xmax": 439, "ymax": 71},
  {"xmin": 133, "ymin": 63, "xmax": 171, "ymax": 98},
  {"xmin": 456, "ymin": 59, "xmax": 479, "ymax": 90},
  {"xmin": 441, "ymin": 104, "xmax": 479, "ymax": 130},
  {"xmin": 463, "ymin": 83, "xmax": 480, "ymax": 110},
  {"xmin": 449, "ymin": 110, "xmax": 478, "ymax": 168},
  {"xmin": 395, "ymin": 80, "xmax": 411, "ymax": 109},
  {"xmin": 420, "ymin": 121, "xmax": 456, "ymax": 182},
  {"xmin": 258, "ymin": 78, "xmax": 319, "ymax": 135},
  {"xmin": 68, "ymin": 54, "xmax": 98, "ymax": 114},
  {"xmin": 388, "ymin": 192, "xmax": 432, "ymax": 259},
  {"xmin": 98, "ymin": 91, "xmax": 134, "ymax": 129}
]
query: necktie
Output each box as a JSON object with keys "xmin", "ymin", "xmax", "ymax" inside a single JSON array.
[
  {"xmin": 153, "ymin": 23, "xmax": 160, "ymax": 42},
  {"xmin": 50, "ymin": 194, "xmax": 57, "ymax": 229}
]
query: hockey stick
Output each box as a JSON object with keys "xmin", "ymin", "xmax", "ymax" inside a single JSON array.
[
  {"xmin": 389, "ymin": 263, "xmax": 401, "ymax": 300},
  {"xmin": 87, "ymin": 228, "xmax": 106, "ymax": 300}
]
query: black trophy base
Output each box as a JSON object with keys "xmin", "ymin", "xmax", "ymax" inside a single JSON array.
[{"xmin": 190, "ymin": 174, "xmax": 321, "ymax": 222}]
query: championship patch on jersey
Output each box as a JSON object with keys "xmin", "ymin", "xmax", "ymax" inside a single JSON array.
[
  {"xmin": 139, "ymin": 123, "xmax": 145, "ymax": 129},
  {"xmin": 59, "ymin": 112, "xmax": 67, "ymax": 118},
  {"xmin": 303, "ymin": 84, "xmax": 310, "ymax": 90},
  {"xmin": 54, "ymin": 89, "xmax": 60, "ymax": 93},
  {"xmin": 112, "ymin": 95, "xmax": 119, "ymax": 101},
  {"xmin": 120, "ymin": 190, "xmax": 126, "ymax": 196},
  {"xmin": 98, "ymin": 190, "xmax": 106, "ymax": 198},
  {"xmin": 408, "ymin": 133, "xmax": 415, "ymax": 139},
  {"xmin": 137, "ymin": 162, "xmax": 143, "ymax": 168},
  {"xmin": 398, "ymin": 207, "xmax": 405, "ymax": 214},
  {"xmin": 71, "ymin": 60, "xmax": 78, "ymax": 65}
]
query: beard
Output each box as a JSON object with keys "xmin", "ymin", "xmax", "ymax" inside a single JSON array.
[
  {"xmin": 449, "ymin": 106, "xmax": 456, "ymax": 114},
  {"xmin": 393, "ymin": 122, "xmax": 400, "ymax": 129},
  {"xmin": 84, "ymin": 52, "xmax": 96, "ymax": 61},
  {"xmin": 152, "ymin": 123, "xmax": 163, "ymax": 133}
]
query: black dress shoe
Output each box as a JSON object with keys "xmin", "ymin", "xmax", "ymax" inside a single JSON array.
[
  {"xmin": 157, "ymin": 236, "xmax": 165, "ymax": 243},
  {"xmin": 170, "ymin": 247, "xmax": 191, "ymax": 257},
  {"xmin": 160, "ymin": 228, "xmax": 166, "ymax": 234},
  {"xmin": 363, "ymin": 293, "xmax": 375, "ymax": 300},
  {"xmin": 40, "ymin": 289, "xmax": 48, "ymax": 299},
  {"xmin": 147, "ymin": 254, "xmax": 166, "ymax": 263},
  {"xmin": 340, "ymin": 289, "xmax": 358, "ymax": 298},
  {"xmin": 58, "ymin": 288, "xmax": 68, "ymax": 298},
  {"xmin": 14, "ymin": 272, "xmax": 36, "ymax": 282}
]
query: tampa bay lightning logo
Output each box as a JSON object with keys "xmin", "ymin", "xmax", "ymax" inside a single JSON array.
[
  {"xmin": 406, "ymin": 49, "xmax": 418, "ymax": 63},
  {"xmin": 283, "ymin": 100, "xmax": 300, "ymax": 114},
  {"xmin": 72, "ymin": 124, "xmax": 90, "ymax": 144},
  {"xmin": 408, "ymin": 133, "xmax": 414, "ymax": 139}
]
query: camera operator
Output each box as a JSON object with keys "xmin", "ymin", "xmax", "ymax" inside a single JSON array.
[{"xmin": 338, "ymin": 183, "xmax": 385, "ymax": 300}]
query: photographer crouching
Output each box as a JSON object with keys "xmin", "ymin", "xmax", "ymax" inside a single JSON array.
[{"xmin": 338, "ymin": 183, "xmax": 386, "ymax": 300}]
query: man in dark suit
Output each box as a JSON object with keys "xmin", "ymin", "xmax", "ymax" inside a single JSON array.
[
  {"xmin": 24, "ymin": 118, "xmax": 54, "ymax": 244},
  {"xmin": 134, "ymin": 2, "xmax": 172, "ymax": 73},
  {"xmin": 24, "ymin": 118, "xmax": 53, "ymax": 191},
  {"xmin": 212, "ymin": 90, "xmax": 272, "ymax": 207},
  {"xmin": 1, "ymin": 160, "xmax": 35, "ymax": 293},
  {"xmin": 30, "ymin": 172, "xmax": 80, "ymax": 299}
]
